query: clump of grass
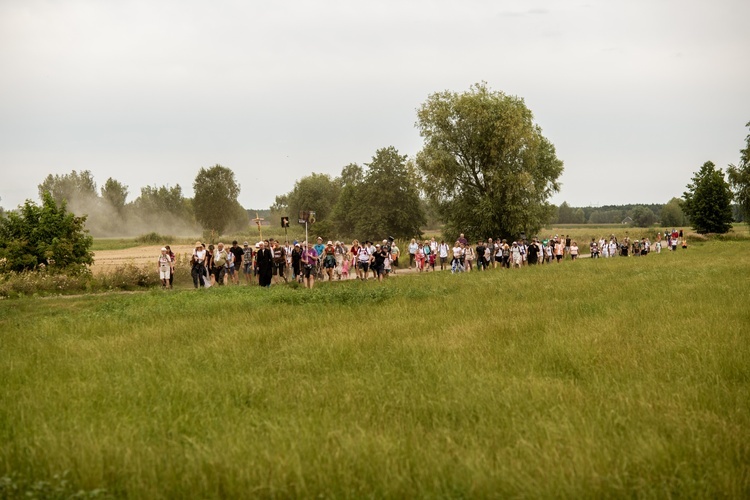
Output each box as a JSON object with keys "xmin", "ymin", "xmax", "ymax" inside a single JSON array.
[
  {"xmin": 134, "ymin": 232, "xmax": 174, "ymax": 245},
  {"xmin": 0, "ymin": 269, "xmax": 92, "ymax": 298},
  {"xmin": 0, "ymin": 471, "xmax": 108, "ymax": 499},
  {"xmin": 0, "ymin": 264, "xmax": 161, "ymax": 298},
  {"xmin": 97, "ymin": 263, "xmax": 160, "ymax": 290}
]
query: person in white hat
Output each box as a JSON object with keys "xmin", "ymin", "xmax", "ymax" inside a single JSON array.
[
  {"xmin": 157, "ymin": 247, "xmax": 173, "ymax": 289},
  {"xmin": 191, "ymin": 241, "xmax": 207, "ymax": 288}
]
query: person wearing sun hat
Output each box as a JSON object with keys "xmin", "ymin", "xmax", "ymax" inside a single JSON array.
[
  {"xmin": 313, "ymin": 237, "xmax": 325, "ymax": 259},
  {"xmin": 322, "ymin": 240, "xmax": 336, "ymax": 281},
  {"xmin": 213, "ymin": 242, "xmax": 229, "ymax": 285},
  {"xmin": 157, "ymin": 247, "xmax": 173, "ymax": 289},
  {"xmin": 301, "ymin": 240, "xmax": 319, "ymax": 288},
  {"xmin": 190, "ymin": 241, "xmax": 207, "ymax": 288}
]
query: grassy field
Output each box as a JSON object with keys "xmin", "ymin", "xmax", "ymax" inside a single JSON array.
[{"xmin": 1, "ymin": 241, "xmax": 749, "ymax": 498}]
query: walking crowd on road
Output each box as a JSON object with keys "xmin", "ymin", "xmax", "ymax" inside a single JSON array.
[{"xmin": 160, "ymin": 228, "xmax": 688, "ymax": 290}]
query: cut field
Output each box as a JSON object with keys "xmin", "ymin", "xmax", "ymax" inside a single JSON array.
[{"xmin": 1, "ymin": 241, "xmax": 749, "ymax": 498}]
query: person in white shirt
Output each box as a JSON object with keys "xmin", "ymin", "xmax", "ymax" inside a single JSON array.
[
  {"xmin": 191, "ymin": 241, "xmax": 207, "ymax": 288},
  {"xmin": 451, "ymin": 242, "xmax": 464, "ymax": 273},
  {"xmin": 408, "ymin": 239, "xmax": 419, "ymax": 269},
  {"xmin": 213, "ymin": 242, "xmax": 229, "ymax": 285},
  {"xmin": 511, "ymin": 242, "xmax": 522, "ymax": 268},
  {"xmin": 157, "ymin": 247, "xmax": 173, "ymax": 289},
  {"xmin": 438, "ymin": 240, "xmax": 450, "ymax": 270},
  {"xmin": 608, "ymin": 240, "xmax": 618, "ymax": 258},
  {"xmin": 357, "ymin": 243, "xmax": 371, "ymax": 280}
]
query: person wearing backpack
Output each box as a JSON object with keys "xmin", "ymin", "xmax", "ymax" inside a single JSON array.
[
  {"xmin": 213, "ymin": 242, "xmax": 229, "ymax": 285},
  {"xmin": 501, "ymin": 239, "xmax": 511, "ymax": 268},
  {"xmin": 356, "ymin": 242, "xmax": 371, "ymax": 280},
  {"xmin": 464, "ymin": 243, "xmax": 475, "ymax": 272},
  {"xmin": 322, "ymin": 241, "xmax": 337, "ymax": 281},
  {"xmin": 301, "ymin": 241, "xmax": 319, "ymax": 288}
]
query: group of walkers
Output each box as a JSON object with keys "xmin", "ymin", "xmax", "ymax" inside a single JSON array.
[
  {"xmin": 172, "ymin": 236, "xmax": 401, "ymax": 289},
  {"xmin": 185, "ymin": 240, "xmax": 279, "ymax": 289},
  {"xmin": 161, "ymin": 228, "xmax": 688, "ymax": 290}
]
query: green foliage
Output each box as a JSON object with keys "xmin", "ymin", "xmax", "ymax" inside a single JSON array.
[
  {"xmin": 31, "ymin": 170, "xmax": 200, "ymax": 237},
  {"xmin": 629, "ymin": 205, "xmax": 656, "ymax": 227},
  {"xmin": 557, "ymin": 201, "xmax": 586, "ymax": 224},
  {"xmin": 134, "ymin": 232, "xmax": 175, "ymax": 245},
  {"xmin": 38, "ymin": 170, "xmax": 98, "ymax": 206},
  {"xmin": 683, "ymin": 161, "xmax": 733, "ymax": 234},
  {"xmin": 134, "ymin": 184, "xmax": 190, "ymax": 220},
  {"xmin": 587, "ymin": 209, "xmax": 624, "ymax": 224},
  {"xmin": 339, "ymin": 163, "xmax": 364, "ymax": 187},
  {"xmin": 278, "ymin": 172, "xmax": 341, "ymax": 238},
  {"xmin": 193, "ymin": 165, "xmax": 245, "ymax": 236},
  {"xmin": 416, "ymin": 82, "xmax": 563, "ymax": 240},
  {"xmin": 572, "ymin": 207, "xmax": 586, "ymax": 224},
  {"xmin": 100, "ymin": 177, "xmax": 128, "ymax": 214},
  {"xmin": 727, "ymin": 121, "xmax": 750, "ymax": 222},
  {"xmin": 660, "ymin": 197, "xmax": 687, "ymax": 227},
  {"xmin": 556, "ymin": 201, "xmax": 577, "ymax": 223},
  {"xmin": 331, "ymin": 148, "xmax": 426, "ymax": 241},
  {"xmin": 0, "ymin": 192, "xmax": 93, "ymax": 273}
]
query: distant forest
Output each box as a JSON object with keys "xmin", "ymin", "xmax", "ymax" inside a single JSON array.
[{"xmin": 554, "ymin": 201, "xmax": 744, "ymax": 227}]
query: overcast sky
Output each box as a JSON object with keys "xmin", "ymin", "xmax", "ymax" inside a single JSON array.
[{"xmin": 1, "ymin": 0, "xmax": 748, "ymax": 212}]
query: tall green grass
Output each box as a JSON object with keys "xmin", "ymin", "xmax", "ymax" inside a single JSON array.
[{"xmin": 1, "ymin": 242, "xmax": 748, "ymax": 497}]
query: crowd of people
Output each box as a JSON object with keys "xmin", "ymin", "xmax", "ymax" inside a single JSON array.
[{"xmin": 157, "ymin": 229, "xmax": 688, "ymax": 289}]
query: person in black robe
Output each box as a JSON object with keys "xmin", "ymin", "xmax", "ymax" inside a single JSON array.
[
  {"xmin": 527, "ymin": 238, "xmax": 540, "ymax": 265},
  {"xmin": 256, "ymin": 241, "xmax": 274, "ymax": 287}
]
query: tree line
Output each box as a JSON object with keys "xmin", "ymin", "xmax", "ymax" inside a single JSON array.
[
  {"xmin": 1, "ymin": 85, "xmax": 749, "ymax": 274},
  {"xmin": 31, "ymin": 165, "xmax": 251, "ymax": 238},
  {"xmin": 553, "ymin": 199, "xmax": 689, "ymax": 227}
]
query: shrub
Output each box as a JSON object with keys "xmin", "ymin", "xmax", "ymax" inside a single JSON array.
[
  {"xmin": 97, "ymin": 264, "xmax": 160, "ymax": 290},
  {"xmin": 135, "ymin": 232, "xmax": 174, "ymax": 245},
  {"xmin": 0, "ymin": 192, "xmax": 93, "ymax": 273}
]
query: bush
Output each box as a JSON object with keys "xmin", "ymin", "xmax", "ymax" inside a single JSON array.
[
  {"xmin": 135, "ymin": 232, "xmax": 174, "ymax": 245},
  {"xmin": 97, "ymin": 264, "xmax": 161, "ymax": 290},
  {"xmin": 0, "ymin": 192, "xmax": 93, "ymax": 273}
]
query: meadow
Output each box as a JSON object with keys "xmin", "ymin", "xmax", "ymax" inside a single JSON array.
[{"xmin": 1, "ymin": 240, "xmax": 749, "ymax": 498}]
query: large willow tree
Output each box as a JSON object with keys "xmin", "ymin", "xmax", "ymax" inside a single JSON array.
[{"xmin": 416, "ymin": 83, "xmax": 563, "ymax": 240}]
